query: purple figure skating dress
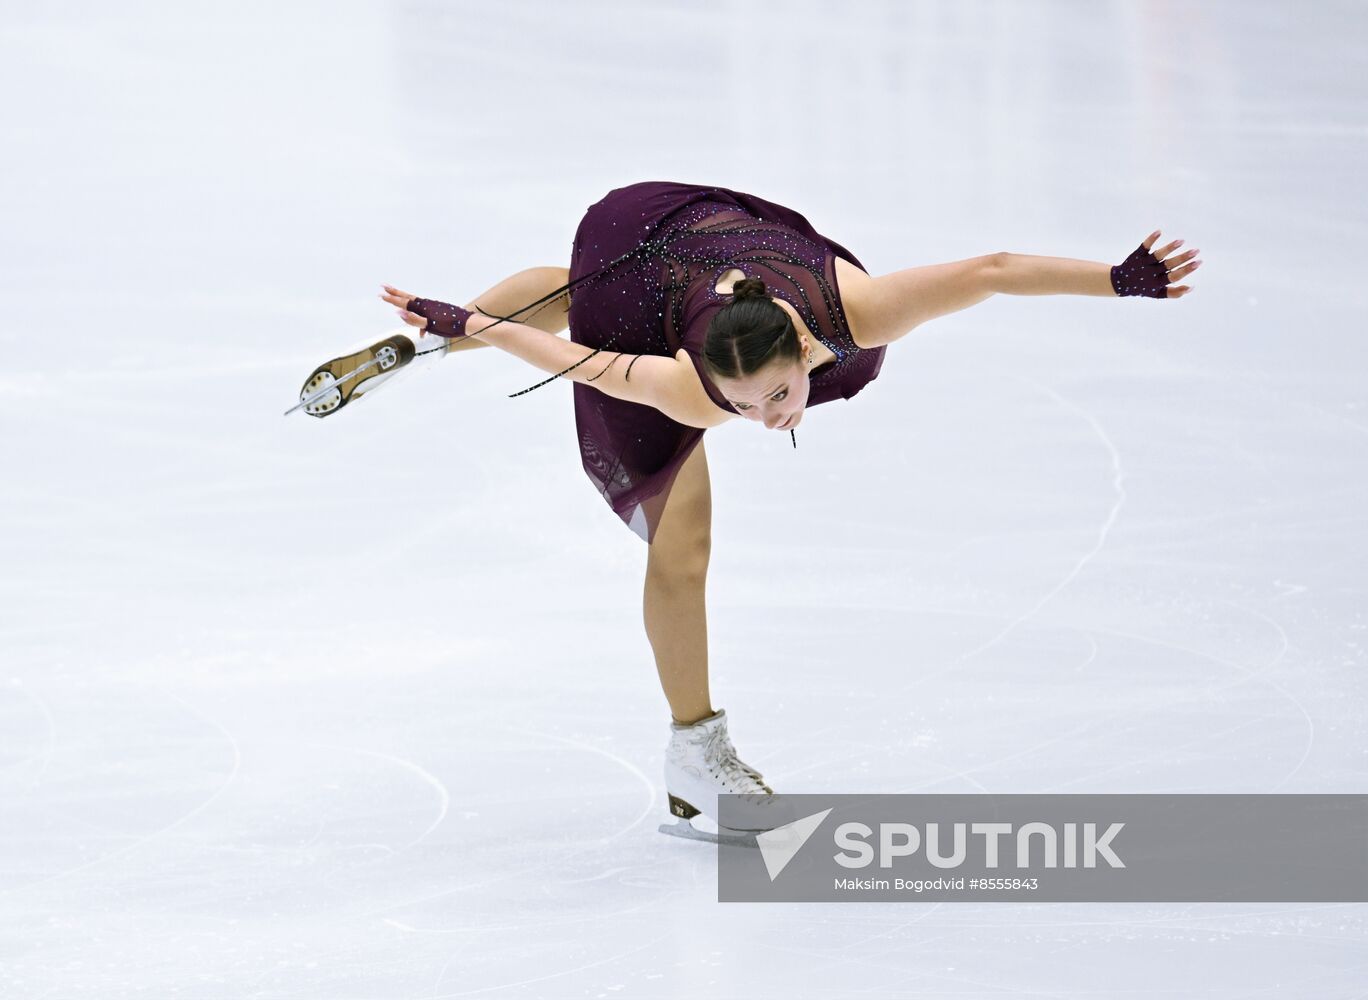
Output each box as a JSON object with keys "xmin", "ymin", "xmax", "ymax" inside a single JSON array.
[{"xmin": 565, "ymin": 181, "xmax": 886, "ymax": 542}]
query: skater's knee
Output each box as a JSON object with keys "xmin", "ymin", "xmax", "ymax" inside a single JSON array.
[
  {"xmin": 647, "ymin": 497, "xmax": 711, "ymax": 580},
  {"xmin": 645, "ymin": 533, "xmax": 711, "ymax": 583}
]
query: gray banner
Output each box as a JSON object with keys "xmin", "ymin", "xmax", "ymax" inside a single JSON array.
[{"xmin": 717, "ymin": 794, "xmax": 1368, "ymax": 902}]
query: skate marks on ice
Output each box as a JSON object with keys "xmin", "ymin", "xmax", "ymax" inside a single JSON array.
[
  {"xmin": 2, "ymin": 679, "xmax": 242, "ymax": 896},
  {"xmin": 861, "ymin": 598, "xmax": 1310, "ymax": 798},
  {"xmin": 896, "ymin": 374, "xmax": 1128, "ymax": 679},
  {"xmin": 347, "ymin": 722, "xmax": 665, "ymax": 933},
  {"xmin": 418, "ymin": 928, "xmax": 676, "ymax": 1000},
  {"xmin": 1023, "ymin": 599, "xmax": 1310, "ymax": 794},
  {"xmin": 852, "ymin": 374, "xmax": 1316, "ymax": 796},
  {"xmin": 304, "ymin": 742, "xmax": 451, "ymax": 855},
  {"xmin": 0, "ymin": 682, "xmax": 694, "ymax": 997},
  {"xmin": 1023, "ymin": 598, "xmax": 1311, "ymax": 795},
  {"xmin": 949, "ymin": 375, "xmax": 1128, "ymax": 665},
  {"xmin": 1, "ymin": 675, "xmax": 59, "ymax": 783},
  {"xmin": 741, "ymin": 369, "xmax": 1132, "ymax": 801},
  {"xmin": 497, "ymin": 724, "xmax": 661, "ymax": 842}
]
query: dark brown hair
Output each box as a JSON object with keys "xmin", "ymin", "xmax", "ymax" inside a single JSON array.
[{"xmin": 702, "ymin": 276, "xmax": 801, "ymax": 381}]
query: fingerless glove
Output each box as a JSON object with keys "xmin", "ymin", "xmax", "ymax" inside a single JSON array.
[
  {"xmin": 405, "ymin": 297, "xmax": 475, "ymax": 338},
  {"xmin": 1110, "ymin": 244, "xmax": 1169, "ymax": 298}
]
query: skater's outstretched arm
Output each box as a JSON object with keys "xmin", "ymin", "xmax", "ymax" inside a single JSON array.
[
  {"xmin": 992, "ymin": 231, "xmax": 1200, "ymax": 298},
  {"xmin": 840, "ymin": 254, "xmax": 1000, "ymax": 349},
  {"xmin": 380, "ymin": 284, "xmax": 717, "ymax": 428},
  {"xmin": 839, "ymin": 230, "xmax": 1201, "ymax": 350}
]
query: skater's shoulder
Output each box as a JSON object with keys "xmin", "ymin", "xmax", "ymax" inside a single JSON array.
[{"xmin": 832, "ymin": 256, "xmax": 879, "ymax": 350}]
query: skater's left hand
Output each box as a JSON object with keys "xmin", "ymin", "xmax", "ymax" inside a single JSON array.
[
  {"xmin": 1112, "ymin": 231, "xmax": 1202, "ymax": 299},
  {"xmin": 1143, "ymin": 230, "xmax": 1202, "ymax": 298},
  {"xmin": 378, "ymin": 285, "xmax": 427, "ymax": 327}
]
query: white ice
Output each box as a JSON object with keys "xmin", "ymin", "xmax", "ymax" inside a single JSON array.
[{"xmin": 3, "ymin": 0, "xmax": 1366, "ymax": 997}]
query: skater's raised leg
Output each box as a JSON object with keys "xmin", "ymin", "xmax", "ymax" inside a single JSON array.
[
  {"xmin": 444, "ymin": 266, "xmax": 572, "ymax": 355},
  {"xmin": 643, "ymin": 439, "xmax": 716, "ymax": 725},
  {"xmin": 293, "ymin": 265, "xmax": 573, "ymax": 417}
]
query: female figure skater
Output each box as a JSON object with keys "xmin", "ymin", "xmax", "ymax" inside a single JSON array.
[{"xmin": 295, "ymin": 180, "xmax": 1200, "ymax": 843}]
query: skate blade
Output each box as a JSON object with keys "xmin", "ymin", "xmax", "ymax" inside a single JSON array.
[
  {"xmin": 290, "ymin": 334, "xmax": 419, "ymax": 418},
  {"xmin": 658, "ymin": 819, "xmax": 759, "ymax": 848}
]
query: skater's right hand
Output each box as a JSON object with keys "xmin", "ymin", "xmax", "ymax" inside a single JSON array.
[
  {"xmin": 378, "ymin": 285, "xmax": 427, "ymax": 327},
  {"xmin": 379, "ymin": 285, "xmax": 474, "ymax": 338},
  {"xmin": 379, "ymin": 285, "xmax": 472, "ymax": 337}
]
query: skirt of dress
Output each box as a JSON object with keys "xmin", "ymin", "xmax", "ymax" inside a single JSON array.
[{"xmin": 564, "ymin": 180, "xmax": 871, "ymax": 544}]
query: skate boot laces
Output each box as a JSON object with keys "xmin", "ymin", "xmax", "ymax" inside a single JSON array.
[{"xmin": 697, "ymin": 724, "xmax": 773, "ymax": 795}]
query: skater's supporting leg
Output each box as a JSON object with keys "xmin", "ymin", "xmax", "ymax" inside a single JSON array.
[
  {"xmin": 643, "ymin": 441, "xmax": 715, "ymax": 726},
  {"xmin": 445, "ymin": 266, "xmax": 572, "ymax": 355}
]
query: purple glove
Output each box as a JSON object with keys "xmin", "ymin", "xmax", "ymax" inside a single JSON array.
[
  {"xmin": 1110, "ymin": 243, "xmax": 1170, "ymax": 298},
  {"xmin": 405, "ymin": 297, "xmax": 475, "ymax": 338}
]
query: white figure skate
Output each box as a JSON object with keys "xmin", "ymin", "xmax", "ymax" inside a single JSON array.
[
  {"xmin": 287, "ymin": 328, "xmax": 448, "ymax": 418},
  {"xmin": 659, "ymin": 708, "xmax": 783, "ymax": 847}
]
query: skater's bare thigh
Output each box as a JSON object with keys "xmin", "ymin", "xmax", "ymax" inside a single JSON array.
[
  {"xmin": 447, "ymin": 266, "xmax": 571, "ymax": 354},
  {"xmin": 472, "ymin": 266, "xmax": 570, "ymax": 335},
  {"xmin": 648, "ymin": 440, "xmax": 711, "ymax": 577}
]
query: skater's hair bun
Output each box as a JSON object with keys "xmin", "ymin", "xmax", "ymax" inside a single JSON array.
[
  {"xmin": 703, "ymin": 274, "xmax": 802, "ymax": 398},
  {"xmin": 730, "ymin": 276, "xmax": 769, "ymax": 302}
]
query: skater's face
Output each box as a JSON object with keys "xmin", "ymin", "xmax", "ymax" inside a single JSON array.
[{"xmin": 717, "ymin": 355, "xmax": 812, "ymax": 432}]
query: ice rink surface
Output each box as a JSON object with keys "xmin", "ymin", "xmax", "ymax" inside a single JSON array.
[{"xmin": 3, "ymin": 0, "xmax": 1367, "ymax": 996}]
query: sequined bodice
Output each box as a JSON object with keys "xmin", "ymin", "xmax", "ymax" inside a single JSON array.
[
  {"xmin": 564, "ymin": 180, "xmax": 886, "ymax": 543},
  {"xmin": 638, "ymin": 200, "xmax": 874, "ymax": 413}
]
